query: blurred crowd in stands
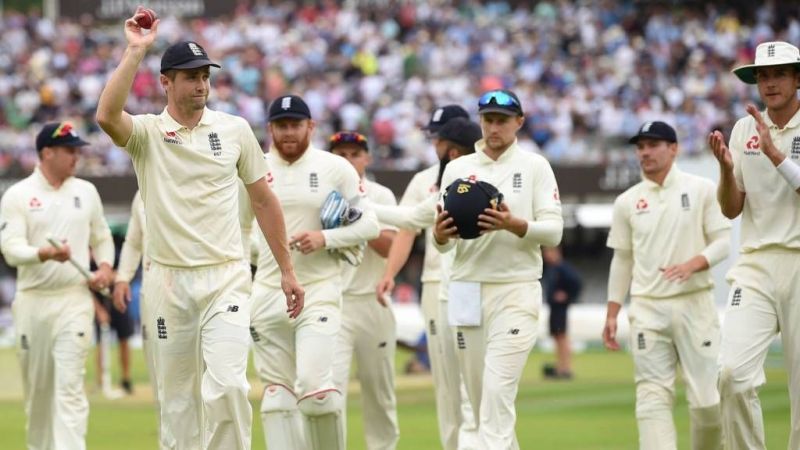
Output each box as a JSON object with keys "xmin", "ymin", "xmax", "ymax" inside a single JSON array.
[{"xmin": 0, "ymin": 0, "xmax": 798, "ymax": 177}]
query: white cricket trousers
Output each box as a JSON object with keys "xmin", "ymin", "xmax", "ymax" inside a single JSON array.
[
  {"xmin": 13, "ymin": 286, "xmax": 93, "ymax": 450},
  {"xmin": 719, "ymin": 250, "xmax": 800, "ymax": 450},
  {"xmin": 455, "ymin": 281, "xmax": 540, "ymax": 450},
  {"xmin": 628, "ymin": 291, "xmax": 722, "ymax": 450},
  {"xmin": 421, "ymin": 281, "xmax": 477, "ymax": 450},
  {"xmin": 332, "ymin": 292, "xmax": 398, "ymax": 450},
  {"xmin": 249, "ymin": 279, "xmax": 342, "ymax": 447},
  {"xmin": 145, "ymin": 260, "xmax": 253, "ymax": 450}
]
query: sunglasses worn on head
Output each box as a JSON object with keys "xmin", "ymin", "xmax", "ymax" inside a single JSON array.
[
  {"xmin": 330, "ymin": 132, "xmax": 367, "ymax": 145},
  {"xmin": 478, "ymin": 90, "xmax": 520, "ymax": 107}
]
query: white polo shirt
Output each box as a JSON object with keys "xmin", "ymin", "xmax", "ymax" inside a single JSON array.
[
  {"xmin": 237, "ymin": 179, "xmax": 255, "ymax": 260},
  {"xmin": 342, "ymin": 178, "xmax": 397, "ymax": 297},
  {"xmin": 0, "ymin": 167, "xmax": 115, "ymax": 291},
  {"xmin": 116, "ymin": 191, "xmax": 146, "ymax": 283},
  {"xmin": 399, "ymin": 163, "xmax": 442, "ymax": 283},
  {"xmin": 253, "ymin": 146, "xmax": 379, "ymax": 288},
  {"xmin": 607, "ymin": 165, "xmax": 731, "ymax": 298},
  {"xmin": 730, "ymin": 108, "xmax": 800, "ymax": 252},
  {"xmin": 438, "ymin": 140, "xmax": 563, "ymax": 283},
  {"xmin": 125, "ymin": 107, "xmax": 268, "ymax": 267}
]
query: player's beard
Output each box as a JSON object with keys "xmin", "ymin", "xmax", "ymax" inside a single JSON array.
[
  {"xmin": 274, "ymin": 130, "xmax": 312, "ymax": 161},
  {"xmin": 435, "ymin": 154, "xmax": 451, "ymax": 189}
]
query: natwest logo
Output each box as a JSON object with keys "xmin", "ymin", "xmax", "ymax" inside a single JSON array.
[
  {"xmin": 163, "ymin": 131, "xmax": 182, "ymax": 145},
  {"xmin": 29, "ymin": 197, "xmax": 42, "ymax": 209},
  {"xmin": 635, "ymin": 198, "xmax": 648, "ymax": 211},
  {"xmin": 745, "ymin": 135, "xmax": 760, "ymax": 151}
]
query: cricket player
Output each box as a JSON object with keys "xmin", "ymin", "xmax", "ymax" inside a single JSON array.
[
  {"xmin": 0, "ymin": 121, "xmax": 115, "ymax": 450},
  {"xmin": 250, "ymin": 95, "xmax": 379, "ymax": 450},
  {"xmin": 603, "ymin": 121, "xmax": 730, "ymax": 450},
  {"xmin": 375, "ymin": 107, "xmax": 480, "ymax": 450},
  {"xmin": 95, "ymin": 10, "xmax": 303, "ymax": 449},
  {"xmin": 433, "ymin": 89, "xmax": 563, "ymax": 450},
  {"xmin": 328, "ymin": 131, "xmax": 400, "ymax": 450},
  {"xmin": 709, "ymin": 40, "xmax": 800, "ymax": 450}
]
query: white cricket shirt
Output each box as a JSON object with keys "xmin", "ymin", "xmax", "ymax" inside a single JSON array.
[
  {"xmin": 253, "ymin": 146, "xmax": 379, "ymax": 288},
  {"xmin": 0, "ymin": 167, "xmax": 114, "ymax": 291},
  {"xmin": 437, "ymin": 139, "xmax": 563, "ymax": 283},
  {"xmin": 125, "ymin": 107, "xmax": 268, "ymax": 267},
  {"xmin": 607, "ymin": 165, "xmax": 731, "ymax": 298},
  {"xmin": 730, "ymin": 108, "xmax": 800, "ymax": 252},
  {"xmin": 399, "ymin": 163, "xmax": 442, "ymax": 283}
]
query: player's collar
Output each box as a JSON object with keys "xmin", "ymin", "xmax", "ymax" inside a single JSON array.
[
  {"xmin": 475, "ymin": 138, "xmax": 519, "ymax": 164},
  {"xmin": 268, "ymin": 144, "xmax": 315, "ymax": 166},
  {"xmin": 763, "ymin": 105, "xmax": 800, "ymax": 130},
  {"xmin": 32, "ymin": 165, "xmax": 71, "ymax": 191},
  {"xmin": 642, "ymin": 163, "xmax": 680, "ymax": 189},
  {"xmin": 159, "ymin": 107, "xmax": 215, "ymax": 132}
]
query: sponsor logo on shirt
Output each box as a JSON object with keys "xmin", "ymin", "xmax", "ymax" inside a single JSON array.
[
  {"xmin": 28, "ymin": 197, "xmax": 42, "ymax": 210},
  {"xmin": 635, "ymin": 197, "xmax": 649, "ymax": 213},
  {"xmin": 792, "ymin": 137, "xmax": 800, "ymax": 160},
  {"xmin": 553, "ymin": 187, "xmax": 560, "ymax": 201},
  {"xmin": 163, "ymin": 131, "xmax": 182, "ymax": 145},
  {"xmin": 681, "ymin": 193, "xmax": 690, "ymax": 210},
  {"xmin": 744, "ymin": 135, "xmax": 760, "ymax": 155},
  {"xmin": 428, "ymin": 184, "xmax": 438, "ymax": 193},
  {"xmin": 74, "ymin": 196, "xmax": 81, "ymax": 209},
  {"xmin": 266, "ymin": 171, "xmax": 274, "ymax": 186}
]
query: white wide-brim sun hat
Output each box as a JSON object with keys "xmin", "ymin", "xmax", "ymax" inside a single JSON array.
[{"xmin": 732, "ymin": 41, "xmax": 800, "ymax": 84}]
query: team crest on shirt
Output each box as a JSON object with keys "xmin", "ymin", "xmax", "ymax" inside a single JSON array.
[
  {"xmin": 28, "ymin": 197, "xmax": 42, "ymax": 211},
  {"xmin": 208, "ymin": 132, "xmax": 222, "ymax": 157},
  {"xmin": 791, "ymin": 137, "xmax": 800, "ymax": 160},
  {"xmin": 309, "ymin": 173, "xmax": 319, "ymax": 191},
  {"xmin": 163, "ymin": 131, "xmax": 182, "ymax": 145},
  {"xmin": 744, "ymin": 135, "xmax": 760, "ymax": 155},
  {"xmin": 513, "ymin": 173, "xmax": 522, "ymax": 192}
]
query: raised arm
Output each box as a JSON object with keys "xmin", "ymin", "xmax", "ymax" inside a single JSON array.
[
  {"xmin": 95, "ymin": 8, "xmax": 160, "ymax": 146},
  {"xmin": 708, "ymin": 131, "xmax": 745, "ymax": 218}
]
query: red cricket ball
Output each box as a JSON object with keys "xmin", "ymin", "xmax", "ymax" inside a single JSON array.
[{"xmin": 136, "ymin": 8, "xmax": 157, "ymax": 30}]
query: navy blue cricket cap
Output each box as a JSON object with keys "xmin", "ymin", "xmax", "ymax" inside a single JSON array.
[
  {"xmin": 437, "ymin": 117, "xmax": 481, "ymax": 152},
  {"xmin": 443, "ymin": 178, "xmax": 504, "ymax": 239},
  {"xmin": 423, "ymin": 104, "xmax": 469, "ymax": 133},
  {"xmin": 36, "ymin": 122, "xmax": 90, "ymax": 152},
  {"xmin": 160, "ymin": 41, "xmax": 220, "ymax": 74},
  {"xmin": 478, "ymin": 89, "xmax": 523, "ymax": 116},
  {"xmin": 268, "ymin": 95, "xmax": 312, "ymax": 121},
  {"xmin": 628, "ymin": 121, "xmax": 677, "ymax": 144}
]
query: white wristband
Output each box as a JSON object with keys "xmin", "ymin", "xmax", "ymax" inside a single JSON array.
[{"xmin": 777, "ymin": 158, "xmax": 800, "ymax": 190}]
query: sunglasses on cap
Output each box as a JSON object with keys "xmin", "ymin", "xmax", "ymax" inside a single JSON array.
[
  {"xmin": 478, "ymin": 90, "xmax": 520, "ymax": 107},
  {"xmin": 329, "ymin": 131, "xmax": 368, "ymax": 147}
]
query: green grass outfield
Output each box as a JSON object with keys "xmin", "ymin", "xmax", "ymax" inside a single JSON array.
[{"xmin": 0, "ymin": 347, "xmax": 790, "ymax": 449}]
